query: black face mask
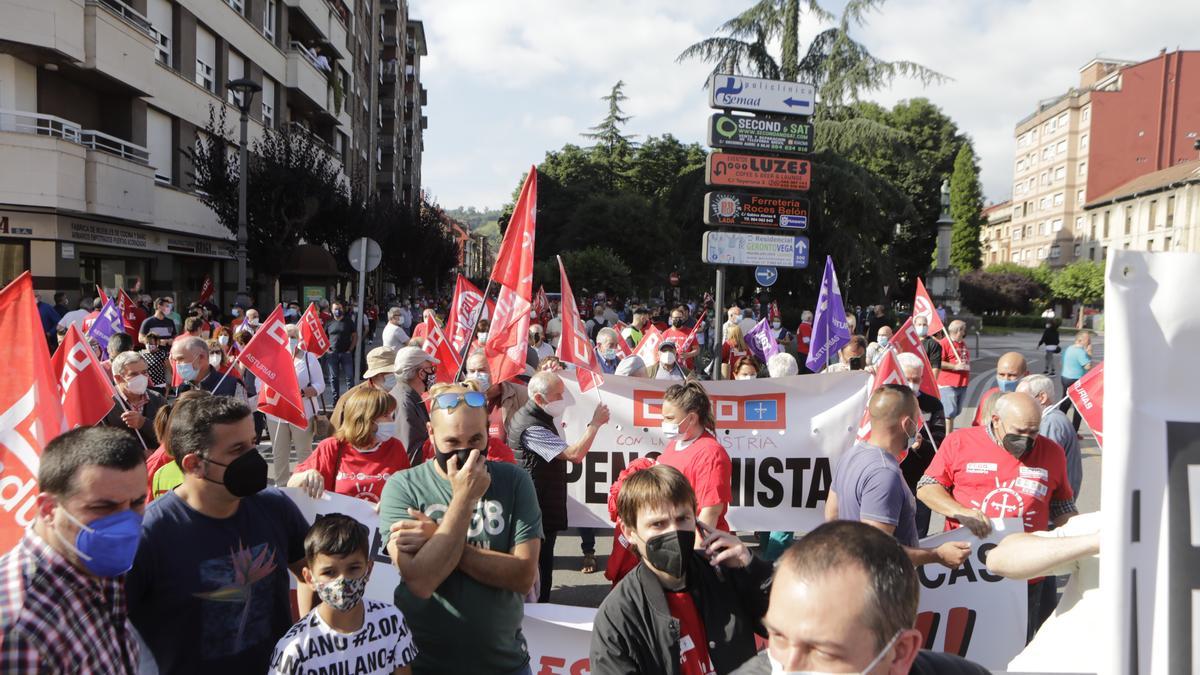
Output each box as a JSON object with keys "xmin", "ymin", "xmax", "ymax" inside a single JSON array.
[
  {"xmin": 670, "ymin": 318, "xmax": 685, "ymax": 328},
  {"xmin": 1001, "ymin": 433, "xmax": 1035, "ymax": 457},
  {"xmin": 641, "ymin": 529, "xmax": 695, "ymax": 578},
  {"xmin": 434, "ymin": 447, "xmax": 479, "ymax": 473},
  {"xmin": 204, "ymin": 450, "xmax": 268, "ymax": 497},
  {"xmin": 848, "ymin": 356, "xmax": 866, "ymax": 371}
]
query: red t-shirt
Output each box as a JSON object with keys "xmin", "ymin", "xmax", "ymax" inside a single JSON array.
[
  {"xmin": 796, "ymin": 322, "xmax": 812, "ymax": 355},
  {"xmin": 923, "ymin": 426, "xmax": 1073, "ymax": 535},
  {"xmin": 664, "ymin": 591, "xmax": 717, "ymax": 675},
  {"xmin": 296, "ymin": 437, "xmax": 411, "ymax": 503},
  {"xmin": 657, "ymin": 432, "xmax": 732, "ymax": 531},
  {"xmin": 721, "ymin": 341, "xmax": 750, "ymax": 368},
  {"xmin": 661, "ymin": 327, "xmax": 695, "ymax": 369},
  {"xmin": 936, "ymin": 338, "xmax": 970, "ymax": 387},
  {"xmin": 487, "ymin": 407, "xmax": 517, "ymax": 464},
  {"xmin": 144, "ymin": 446, "xmax": 173, "ymax": 500},
  {"xmin": 971, "ymin": 387, "xmax": 999, "ymax": 426}
]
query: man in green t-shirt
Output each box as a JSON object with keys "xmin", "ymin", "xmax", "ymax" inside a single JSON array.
[{"xmin": 379, "ymin": 381, "xmax": 543, "ymax": 675}]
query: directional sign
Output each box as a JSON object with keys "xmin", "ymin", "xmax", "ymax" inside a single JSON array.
[
  {"xmin": 709, "ymin": 73, "xmax": 816, "ymax": 116},
  {"xmin": 702, "ymin": 231, "xmax": 810, "ymax": 269},
  {"xmin": 706, "ymin": 152, "xmax": 811, "ymax": 191},
  {"xmin": 708, "ymin": 113, "xmax": 813, "ymax": 155},
  {"xmin": 705, "ymin": 192, "xmax": 810, "ymax": 230},
  {"xmin": 755, "ymin": 266, "xmax": 778, "ymax": 287}
]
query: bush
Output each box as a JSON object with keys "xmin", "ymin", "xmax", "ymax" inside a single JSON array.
[{"xmin": 960, "ymin": 270, "xmax": 1045, "ymax": 314}]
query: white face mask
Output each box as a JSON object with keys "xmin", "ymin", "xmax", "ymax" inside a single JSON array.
[
  {"xmin": 661, "ymin": 420, "xmax": 680, "ymax": 439},
  {"xmin": 218, "ymin": 335, "xmax": 229, "ymax": 346},
  {"xmin": 468, "ymin": 372, "xmax": 491, "ymax": 390},
  {"xmin": 660, "ymin": 352, "xmax": 677, "ymax": 366},
  {"xmin": 209, "ymin": 355, "xmax": 222, "ymax": 369},
  {"xmin": 768, "ymin": 630, "xmax": 901, "ymax": 675},
  {"xmin": 736, "ymin": 374, "xmax": 756, "ymax": 381},
  {"xmin": 542, "ymin": 397, "xmax": 567, "ymax": 418},
  {"xmin": 124, "ymin": 374, "xmax": 149, "ymax": 395},
  {"xmin": 373, "ymin": 421, "xmax": 396, "ymax": 446},
  {"xmin": 380, "ymin": 374, "xmax": 397, "ymax": 391}
]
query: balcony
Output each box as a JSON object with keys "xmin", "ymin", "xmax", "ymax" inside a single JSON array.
[
  {"xmin": 381, "ymin": 60, "xmax": 399, "ymax": 84},
  {"xmin": 0, "ymin": 0, "xmax": 86, "ymax": 61},
  {"xmin": 286, "ymin": 42, "xmax": 332, "ymax": 112},
  {"xmin": 85, "ymin": 0, "xmax": 157, "ymax": 95}
]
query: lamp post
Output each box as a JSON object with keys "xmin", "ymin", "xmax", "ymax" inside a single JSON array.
[{"xmin": 227, "ymin": 77, "xmax": 262, "ymax": 307}]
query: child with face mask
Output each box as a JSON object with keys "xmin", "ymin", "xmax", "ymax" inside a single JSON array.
[{"xmin": 269, "ymin": 514, "xmax": 418, "ymax": 675}]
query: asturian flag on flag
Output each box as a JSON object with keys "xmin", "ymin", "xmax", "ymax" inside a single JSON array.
[
  {"xmin": 555, "ymin": 257, "xmax": 604, "ymax": 392},
  {"xmin": 806, "ymin": 256, "xmax": 852, "ymax": 372},
  {"xmin": 1066, "ymin": 361, "xmax": 1103, "ymax": 447},
  {"xmin": 484, "ymin": 168, "xmax": 537, "ymax": 385},
  {"xmin": 87, "ymin": 297, "xmax": 125, "ymax": 349},
  {"xmin": 52, "ymin": 323, "xmax": 117, "ymax": 429}
]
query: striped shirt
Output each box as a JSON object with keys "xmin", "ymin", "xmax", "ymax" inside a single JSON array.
[{"xmin": 0, "ymin": 530, "xmax": 139, "ymax": 674}]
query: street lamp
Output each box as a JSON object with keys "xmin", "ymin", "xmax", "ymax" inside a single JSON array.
[{"xmin": 227, "ymin": 77, "xmax": 261, "ymax": 307}]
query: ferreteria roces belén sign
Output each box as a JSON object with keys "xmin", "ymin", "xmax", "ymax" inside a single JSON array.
[
  {"xmin": 707, "ymin": 113, "xmax": 813, "ymax": 155},
  {"xmin": 704, "ymin": 192, "xmax": 810, "ymax": 229},
  {"xmin": 706, "ymin": 152, "xmax": 811, "ymax": 191}
]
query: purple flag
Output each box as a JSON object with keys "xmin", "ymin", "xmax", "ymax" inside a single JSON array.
[
  {"xmin": 805, "ymin": 256, "xmax": 851, "ymax": 372},
  {"xmin": 744, "ymin": 317, "xmax": 782, "ymax": 364},
  {"xmin": 87, "ymin": 297, "xmax": 125, "ymax": 348}
]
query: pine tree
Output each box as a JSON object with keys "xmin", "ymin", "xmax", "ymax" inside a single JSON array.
[
  {"xmin": 582, "ymin": 81, "xmax": 637, "ymax": 155},
  {"xmin": 949, "ymin": 143, "xmax": 984, "ymax": 273}
]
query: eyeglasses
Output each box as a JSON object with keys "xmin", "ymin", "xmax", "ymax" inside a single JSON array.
[{"xmin": 431, "ymin": 391, "xmax": 487, "ymax": 412}]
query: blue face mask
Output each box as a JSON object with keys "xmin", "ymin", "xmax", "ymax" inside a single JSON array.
[
  {"xmin": 997, "ymin": 377, "xmax": 1019, "ymax": 393},
  {"xmin": 55, "ymin": 507, "xmax": 143, "ymax": 577},
  {"xmin": 878, "ymin": 335, "xmax": 890, "ymax": 347},
  {"xmin": 176, "ymin": 360, "xmax": 199, "ymax": 382}
]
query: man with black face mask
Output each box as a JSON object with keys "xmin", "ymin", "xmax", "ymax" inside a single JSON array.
[
  {"xmin": 379, "ymin": 381, "xmax": 543, "ymax": 674},
  {"xmin": 917, "ymin": 392, "xmax": 1077, "ymax": 642},
  {"xmin": 590, "ymin": 464, "xmax": 773, "ymax": 675},
  {"xmin": 126, "ymin": 395, "xmax": 312, "ymax": 674}
]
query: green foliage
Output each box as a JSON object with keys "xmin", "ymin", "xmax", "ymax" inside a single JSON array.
[
  {"xmin": 1051, "ymin": 261, "xmax": 1105, "ymax": 306},
  {"xmin": 536, "ymin": 247, "xmax": 633, "ymax": 299},
  {"xmin": 984, "ymin": 262, "xmax": 1056, "ymax": 289},
  {"xmin": 582, "ymin": 81, "xmax": 637, "ymax": 158},
  {"xmin": 949, "ymin": 144, "xmax": 984, "ymax": 273},
  {"xmin": 959, "ymin": 270, "xmax": 1043, "ymax": 314}
]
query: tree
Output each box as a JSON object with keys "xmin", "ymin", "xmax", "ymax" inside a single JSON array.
[
  {"xmin": 960, "ymin": 270, "xmax": 1044, "ymax": 314},
  {"xmin": 535, "ymin": 247, "xmax": 633, "ymax": 299},
  {"xmin": 582, "ymin": 80, "xmax": 637, "ymax": 156},
  {"xmin": 1051, "ymin": 261, "xmax": 1105, "ymax": 306},
  {"xmin": 949, "ymin": 143, "xmax": 984, "ymax": 273}
]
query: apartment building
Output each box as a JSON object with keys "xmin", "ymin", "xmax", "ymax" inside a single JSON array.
[
  {"xmin": 979, "ymin": 200, "xmax": 1012, "ymax": 266},
  {"xmin": 374, "ymin": 6, "xmax": 425, "ymax": 207},
  {"xmin": 1004, "ymin": 50, "xmax": 1200, "ymax": 268},
  {"xmin": 1080, "ymin": 159, "xmax": 1200, "ymax": 260},
  {"xmin": 0, "ymin": 0, "xmax": 429, "ymax": 303}
]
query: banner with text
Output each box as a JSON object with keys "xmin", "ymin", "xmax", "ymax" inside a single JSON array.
[{"xmin": 558, "ymin": 371, "xmax": 871, "ymax": 530}]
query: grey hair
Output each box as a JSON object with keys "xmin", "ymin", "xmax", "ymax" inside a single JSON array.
[
  {"xmin": 174, "ymin": 335, "xmax": 208, "ymax": 357},
  {"xmin": 596, "ymin": 327, "xmax": 620, "ymax": 345},
  {"xmin": 284, "ymin": 323, "xmax": 299, "ymax": 338},
  {"xmin": 615, "ymin": 355, "xmax": 646, "ymax": 377},
  {"xmin": 111, "ymin": 351, "xmax": 146, "ymax": 377},
  {"xmin": 895, "ymin": 352, "xmax": 924, "ymax": 374},
  {"xmin": 1017, "ymin": 373, "xmax": 1056, "ymax": 401},
  {"xmin": 528, "ymin": 371, "xmax": 560, "ymax": 399},
  {"xmin": 767, "ymin": 352, "xmax": 799, "ymax": 378},
  {"xmin": 388, "ymin": 306, "xmax": 403, "ymax": 320},
  {"xmin": 801, "ymin": 310, "xmax": 813, "ymax": 323}
]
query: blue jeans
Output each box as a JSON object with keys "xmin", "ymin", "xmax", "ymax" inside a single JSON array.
[
  {"xmin": 328, "ymin": 351, "xmax": 354, "ymax": 399},
  {"xmin": 939, "ymin": 385, "xmax": 967, "ymax": 421}
]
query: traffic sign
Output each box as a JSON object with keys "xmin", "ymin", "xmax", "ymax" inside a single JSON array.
[
  {"xmin": 708, "ymin": 73, "xmax": 816, "ymax": 116},
  {"xmin": 349, "ymin": 237, "xmax": 382, "ymax": 273},
  {"xmin": 755, "ymin": 266, "xmax": 778, "ymax": 287},
  {"xmin": 706, "ymin": 152, "xmax": 811, "ymax": 191},
  {"xmin": 705, "ymin": 192, "xmax": 810, "ymax": 230},
  {"xmin": 702, "ymin": 231, "xmax": 810, "ymax": 269},
  {"xmin": 708, "ymin": 113, "xmax": 813, "ymax": 155}
]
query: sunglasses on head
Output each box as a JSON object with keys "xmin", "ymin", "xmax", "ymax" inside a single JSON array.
[{"xmin": 431, "ymin": 391, "xmax": 487, "ymax": 412}]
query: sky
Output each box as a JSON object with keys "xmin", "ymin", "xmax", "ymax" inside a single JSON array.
[{"xmin": 410, "ymin": 0, "xmax": 1200, "ymax": 212}]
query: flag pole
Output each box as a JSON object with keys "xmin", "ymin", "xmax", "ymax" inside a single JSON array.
[{"xmin": 101, "ymin": 368, "xmax": 149, "ymax": 451}]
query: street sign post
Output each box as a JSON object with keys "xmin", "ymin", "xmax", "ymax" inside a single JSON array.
[
  {"xmin": 755, "ymin": 266, "xmax": 778, "ymax": 287},
  {"xmin": 349, "ymin": 236, "xmax": 381, "ymax": 381},
  {"xmin": 704, "ymin": 192, "xmax": 809, "ymax": 229},
  {"xmin": 707, "ymin": 113, "xmax": 813, "ymax": 155},
  {"xmin": 702, "ymin": 231, "xmax": 809, "ymax": 269},
  {"xmin": 706, "ymin": 152, "xmax": 811, "ymax": 191},
  {"xmin": 708, "ymin": 73, "xmax": 816, "ymax": 116}
]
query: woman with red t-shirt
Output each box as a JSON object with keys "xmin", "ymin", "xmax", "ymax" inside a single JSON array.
[
  {"xmin": 720, "ymin": 324, "xmax": 750, "ymax": 380},
  {"xmin": 288, "ymin": 386, "xmax": 410, "ymax": 503},
  {"xmin": 656, "ymin": 380, "xmax": 732, "ymax": 532}
]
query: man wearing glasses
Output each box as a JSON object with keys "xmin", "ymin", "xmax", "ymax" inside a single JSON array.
[{"xmin": 379, "ymin": 381, "xmax": 544, "ymax": 675}]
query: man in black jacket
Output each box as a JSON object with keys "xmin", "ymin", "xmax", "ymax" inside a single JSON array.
[{"xmin": 590, "ymin": 464, "xmax": 772, "ymax": 675}]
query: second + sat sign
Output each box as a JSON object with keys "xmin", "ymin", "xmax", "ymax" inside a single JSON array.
[{"xmin": 708, "ymin": 73, "xmax": 816, "ymax": 116}]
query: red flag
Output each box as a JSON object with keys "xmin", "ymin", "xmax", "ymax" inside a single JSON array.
[
  {"xmin": 612, "ymin": 321, "xmax": 634, "ymax": 359},
  {"xmin": 913, "ymin": 278, "xmax": 945, "ymax": 335},
  {"xmin": 891, "ymin": 318, "xmax": 940, "ymax": 398},
  {"xmin": 856, "ymin": 350, "xmax": 912, "ymax": 440},
  {"xmin": 258, "ymin": 384, "xmax": 307, "ymax": 428},
  {"xmin": 117, "ymin": 289, "xmax": 147, "ymax": 341},
  {"xmin": 768, "ymin": 301, "xmax": 781, "ymax": 323},
  {"xmin": 679, "ymin": 311, "xmax": 707, "ymax": 354},
  {"xmin": 532, "ymin": 286, "xmax": 552, "ymax": 327},
  {"xmin": 555, "ymin": 257, "xmax": 604, "ymax": 392},
  {"xmin": 484, "ymin": 169, "xmax": 537, "ymax": 385},
  {"xmin": 420, "ymin": 315, "xmax": 461, "ymax": 383},
  {"xmin": 238, "ymin": 305, "xmax": 304, "ymax": 413},
  {"xmin": 0, "ymin": 273, "xmax": 66, "ymax": 551},
  {"xmin": 298, "ymin": 303, "xmax": 330, "ymax": 357},
  {"xmin": 51, "ymin": 324, "xmax": 117, "ymax": 428},
  {"xmin": 1066, "ymin": 361, "xmax": 1103, "ymax": 446},
  {"xmin": 198, "ymin": 274, "xmax": 215, "ymax": 306},
  {"xmin": 634, "ymin": 324, "xmax": 664, "ymax": 365},
  {"xmin": 96, "ymin": 284, "xmax": 109, "ymax": 305},
  {"xmin": 446, "ymin": 275, "xmax": 488, "ymax": 355}
]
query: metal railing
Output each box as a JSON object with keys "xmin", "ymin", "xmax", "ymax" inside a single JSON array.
[
  {"xmin": 0, "ymin": 109, "xmax": 82, "ymax": 142},
  {"xmin": 93, "ymin": 0, "xmax": 154, "ymax": 37},
  {"xmin": 288, "ymin": 41, "xmax": 328, "ymax": 72},
  {"xmin": 80, "ymin": 129, "xmax": 150, "ymax": 164}
]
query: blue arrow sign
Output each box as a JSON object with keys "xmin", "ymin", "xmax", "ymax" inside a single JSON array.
[
  {"xmin": 783, "ymin": 97, "xmax": 811, "ymax": 109},
  {"xmin": 793, "ymin": 237, "xmax": 810, "ymax": 268},
  {"xmin": 755, "ymin": 266, "xmax": 778, "ymax": 287}
]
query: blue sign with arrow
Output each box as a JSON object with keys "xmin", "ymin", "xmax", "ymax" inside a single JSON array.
[
  {"xmin": 755, "ymin": 266, "xmax": 778, "ymax": 287},
  {"xmin": 708, "ymin": 73, "xmax": 816, "ymax": 116}
]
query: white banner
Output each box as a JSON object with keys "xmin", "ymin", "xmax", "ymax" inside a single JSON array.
[
  {"xmin": 558, "ymin": 371, "xmax": 872, "ymax": 530},
  {"xmin": 1101, "ymin": 250, "xmax": 1200, "ymax": 674}
]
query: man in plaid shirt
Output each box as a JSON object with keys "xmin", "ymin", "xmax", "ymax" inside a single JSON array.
[{"xmin": 0, "ymin": 427, "xmax": 148, "ymax": 673}]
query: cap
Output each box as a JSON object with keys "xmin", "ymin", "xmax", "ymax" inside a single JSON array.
[
  {"xmin": 362, "ymin": 347, "xmax": 399, "ymax": 379},
  {"xmin": 395, "ymin": 345, "xmax": 439, "ymax": 374},
  {"xmin": 658, "ymin": 341, "xmax": 677, "ymax": 352}
]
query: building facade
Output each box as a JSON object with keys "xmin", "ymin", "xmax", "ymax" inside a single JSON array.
[
  {"xmin": 1080, "ymin": 159, "xmax": 1200, "ymax": 260},
  {"xmin": 0, "ymin": 0, "xmax": 428, "ymax": 305},
  {"xmin": 979, "ymin": 200, "xmax": 1012, "ymax": 266},
  {"xmin": 1004, "ymin": 50, "xmax": 1200, "ymax": 268}
]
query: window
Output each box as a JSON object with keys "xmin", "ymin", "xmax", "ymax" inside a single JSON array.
[
  {"xmin": 1075, "ymin": 216, "xmax": 1085, "ymax": 234},
  {"xmin": 1017, "ymin": 158, "xmax": 1027, "ymax": 172},
  {"xmin": 1025, "ymin": 224, "xmax": 1033, "ymax": 237},
  {"xmin": 1078, "ymin": 161, "xmax": 1087, "ymax": 177},
  {"xmin": 1013, "ymin": 228, "xmax": 1021, "ymax": 241},
  {"xmin": 1074, "ymin": 244, "xmax": 1082, "ymax": 257},
  {"xmin": 264, "ymin": 0, "xmax": 277, "ymax": 40},
  {"xmin": 1052, "ymin": 218, "xmax": 1063, "ymax": 232},
  {"xmin": 1057, "ymin": 112, "xmax": 1068, "ymax": 129},
  {"xmin": 1039, "ymin": 196, "xmax": 1050, "ymax": 210},
  {"xmin": 1079, "ymin": 133, "xmax": 1089, "ymax": 151},
  {"xmin": 1167, "ymin": 195, "xmax": 1176, "ymax": 227},
  {"xmin": 1055, "ymin": 166, "xmax": 1066, "ymax": 182},
  {"xmin": 1082, "ymin": 105, "xmax": 1091, "ymax": 122},
  {"xmin": 195, "ymin": 26, "xmax": 216, "ymax": 92},
  {"xmin": 1076, "ymin": 189, "xmax": 1085, "ymax": 205},
  {"xmin": 1050, "ymin": 245, "xmax": 1061, "ymax": 259},
  {"xmin": 147, "ymin": 108, "xmax": 173, "ymax": 184},
  {"xmin": 1011, "ymin": 251, "xmax": 1020, "ymax": 262},
  {"xmin": 227, "ymin": 51, "xmax": 245, "ymax": 106},
  {"xmin": 1056, "ymin": 140, "xmax": 1067, "ymax": 155},
  {"xmin": 1102, "ymin": 246, "xmax": 1108, "ymax": 260},
  {"xmin": 1103, "ymin": 211, "xmax": 1110, "ymax": 238},
  {"xmin": 261, "ymin": 77, "xmax": 276, "ymax": 127},
  {"xmin": 1053, "ymin": 192, "xmax": 1064, "ymax": 207},
  {"xmin": 1039, "ymin": 221, "xmax": 1048, "ymax": 235},
  {"xmin": 1038, "ymin": 247, "xmax": 1047, "ymax": 260},
  {"xmin": 1041, "ymin": 171, "xmax": 1049, "ymax": 186},
  {"xmin": 1024, "ymin": 249, "xmax": 1032, "ymax": 261},
  {"xmin": 224, "ymin": 0, "xmax": 244, "ymax": 14},
  {"xmin": 1148, "ymin": 239, "xmax": 1155, "ymax": 251},
  {"xmin": 1166, "ymin": 236, "xmax": 1172, "ymax": 250},
  {"xmin": 1042, "ymin": 147, "xmax": 1053, "ymax": 161},
  {"xmin": 1148, "ymin": 200, "xmax": 1158, "ymax": 230},
  {"xmin": 1090, "ymin": 214, "xmax": 1098, "ymax": 239},
  {"xmin": 1124, "ymin": 205, "xmax": 1133, "ymax": 234},
  {"xmin": 148, "ymin": 0, "xmax": 173, "ymax": 67}
]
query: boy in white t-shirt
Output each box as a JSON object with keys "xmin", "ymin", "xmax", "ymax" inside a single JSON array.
[{"xmin": 270, "ymin": 514, "xmax": 418, "ymax": 675}]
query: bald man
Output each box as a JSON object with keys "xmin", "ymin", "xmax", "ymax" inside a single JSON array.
[
  {"xmin": 971, "ymin": 351, "xmax": 1029, "ymax": 426},
  {"xmin": 828, "ymin": 386, "xmax": 970, "ymax": 570},
  {"xmin": 917, "ymin": 392, "xmax": 1076, "ymax": 642}
]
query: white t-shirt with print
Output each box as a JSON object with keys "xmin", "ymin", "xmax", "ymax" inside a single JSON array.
[{"xmin": 269, "ymin": 599, "xmax": 418, "ymax": 675}]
